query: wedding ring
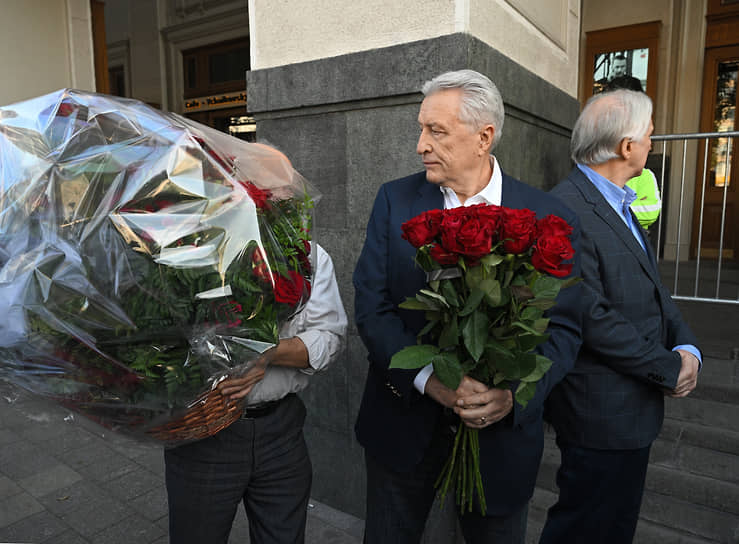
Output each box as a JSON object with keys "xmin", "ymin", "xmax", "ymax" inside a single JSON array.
[{"xmin": 480, "ymin": 416, "xmax": 486, "ymax": 423}]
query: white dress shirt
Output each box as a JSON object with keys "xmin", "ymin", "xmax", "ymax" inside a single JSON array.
[
  {"xmin": 245, "ymin": 243, "xmax": 348, "ymax": 405},
  {"xmin": 412, "ymin": 157, "xmax": 503, "ymax": 394}
]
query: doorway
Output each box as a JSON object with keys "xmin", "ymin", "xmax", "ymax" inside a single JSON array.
[{"xmin": 691, "ymin": 47, "xmax": 739, "ymax": 260}]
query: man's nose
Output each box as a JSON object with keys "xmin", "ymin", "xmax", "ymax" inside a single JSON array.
[{"xmin": 416, "ymin": 131, "xmax": 429, "ymax": 155}]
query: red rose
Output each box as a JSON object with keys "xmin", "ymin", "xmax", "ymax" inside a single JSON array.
[
  {"xmin": 501, "ymin": 207, "xmax": 537, "ymax": 254},
  {"xmin": 213, "ymin": 300, "xmax": 243, "ymax": 328},
  {"xmin": 532, "ymin": 235, "xmax": 575, "ymax": 277},
  {"xmin": 401, "ymin": 209, "xmax": 443, "ymax": 248},
  {"xmin": 252, "ymin": 248, "xmax": 270, "ymax": 282},
  {"xmin": 472, "ymin": 203, "xmax": 502, "ymax": 235},
  {"xmin": 239, "ymin": 180, "xmax": 272, "ymax": 209},
  {"xmin": 429, "ymin": 243, "xmax": 459, "ymax": 265},
  {"xmin": 536, "ymin": 214, "xmax": 573, "ymax": 238},
  {"xmin": 272, "ymin": 270, "xmax": 311, "ymax": 306},
  {"xmin": 295, "ymin": 239, "xmax": 312, "ymax": 275},
  {"xmin": 440, "ymin": 207, "xmax": 495, "ymax": 259}
]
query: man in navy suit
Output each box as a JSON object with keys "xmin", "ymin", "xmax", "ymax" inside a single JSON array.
[
  {"xmin": 540, "ymin": 89, "xmax": 701, "ymax": 543},
  {"xmin": 353, "ymin": 70, "xmax": 582, "ymax": 543}
]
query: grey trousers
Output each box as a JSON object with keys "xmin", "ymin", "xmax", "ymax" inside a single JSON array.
[{"xmin": 165, "ymin": 394, "xmax": 312, "ymax": 544}]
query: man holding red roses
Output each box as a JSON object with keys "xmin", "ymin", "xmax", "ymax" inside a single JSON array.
[{"xmin": 353, "ymin": 69, "xmax": 583, "ymax": 543}]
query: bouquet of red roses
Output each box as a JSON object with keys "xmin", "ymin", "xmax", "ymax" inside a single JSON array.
[
  {"xmin": 390, "ymin": 203, "xmax": 576, "ymax": 514},
  {"xmin": 0, "ymin": 89, "xmax": 317, "ymax": 444}
]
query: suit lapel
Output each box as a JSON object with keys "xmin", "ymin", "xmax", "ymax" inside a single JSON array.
[
  {"xmin": 413, "ymin": 173, "xmax": 444, "ymax": 215},
  {"xmin": 569, "ymin": 169, "xmax": 662, "ymax": 286}
]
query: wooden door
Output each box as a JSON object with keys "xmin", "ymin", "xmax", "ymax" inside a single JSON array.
[{"xmin": 691, "ymin": 45, "xmax": 739, "ymax": 259}]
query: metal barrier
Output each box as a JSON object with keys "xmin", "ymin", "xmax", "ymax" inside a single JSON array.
[{"xmin": 651, "ymin": 131, "xmax": 738, "ymax": 305}]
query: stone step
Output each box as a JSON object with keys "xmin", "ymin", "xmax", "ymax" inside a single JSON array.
[
  {"xmin": 665, "ymin": 395, "xmax": 739, "ymax": 433},
  {"xmin": 654, "ymin": 419, "xmax": 739, "ymax": 484},
  {"xmin": 536, "ymin": 450, "xmax": 739, "ymax": 517},
  {"xmin": 640, "ymin": 491, "xmax": 739, "ymax": 543},
  {"xmin": 527, "ymin": 487, "xmax": 720, "ymax": 544}
]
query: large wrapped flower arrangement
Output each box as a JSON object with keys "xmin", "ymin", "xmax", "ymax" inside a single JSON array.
[{"xmin": 0, "ymin": 89, "xmax": 317, "ymax": 444}]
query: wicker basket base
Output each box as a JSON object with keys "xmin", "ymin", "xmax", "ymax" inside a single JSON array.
[{"xmin": 146, "ymin": 387, "xmax": 243, "ymax": 443}]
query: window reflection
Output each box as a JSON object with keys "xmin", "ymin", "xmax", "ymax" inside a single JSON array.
[{"xmin": 711, "ymin": 60, "xmax": 737, "ymax": 188}]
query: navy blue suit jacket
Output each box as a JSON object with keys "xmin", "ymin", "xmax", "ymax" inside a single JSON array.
[
  {"xmin": 353, "ymin": 170, "xmax": 583, "ymax": 515},
  {"xmin": 546, "ymin": 167, "xmax": 700, "ymax": 450}
]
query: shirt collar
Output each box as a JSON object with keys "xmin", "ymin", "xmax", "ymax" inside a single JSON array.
[
  {"xmin": 577, "ymin": 163, "xmax": 638, "ymax": 215},
  {"xmin": 440, "ymin": 156, "xmax": 503, "ymax": 208}
]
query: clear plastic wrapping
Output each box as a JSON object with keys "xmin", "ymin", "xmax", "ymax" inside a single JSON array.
[{"xmin": 0, "ymin": 89, "xmax": 318, "ymax": 444}]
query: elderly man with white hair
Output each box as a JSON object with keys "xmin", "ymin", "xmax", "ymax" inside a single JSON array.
[
  {"xmin": 540, "ymin": 89, "xmax": 701, "ymax": 544},
  {"xmin": 353, "ymin": 69, "xmax": 583, "ymax": 544}
]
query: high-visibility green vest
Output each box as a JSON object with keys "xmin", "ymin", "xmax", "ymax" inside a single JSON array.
[{"xmin": 626, "ymin": 168, "xmax": 662, "ymax": 229}]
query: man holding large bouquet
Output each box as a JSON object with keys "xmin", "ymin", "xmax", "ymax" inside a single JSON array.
[{"xmin": 353, "ymin": 70, "xmax": 582, "ymax": 543}]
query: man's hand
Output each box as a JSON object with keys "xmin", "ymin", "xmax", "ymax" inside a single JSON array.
[
  {"xmin": 424, "ymin": 374, "xmax": 488, "ymax": 409},
  {"xmin": 454, "ymin": 383, "xmax": 513, "ymax": 429},
  {"xmin": 670, "ymin": 349, "xmax": 699, "ymax": 398},
  {"xmin": 217, "ymin": 356, "xmax": 269, "ymax": 401}
]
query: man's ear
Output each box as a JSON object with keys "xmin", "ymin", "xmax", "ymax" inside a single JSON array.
[
  {"xmin": 479, "ymin": 124, "xmax": 495, "ymax": 155},
  {"xmin": 619, "ymin": 137, "xmax": 632, "ymax": 159}
]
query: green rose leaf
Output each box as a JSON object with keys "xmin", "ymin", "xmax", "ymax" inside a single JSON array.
[
  {"xmin": 459, "ymin": 287, "xmax": 485, "ymax": 317},
  {"xmin": 510, "ymin": 320, "xmax": 544, "ymax": 336},
  {"xmin": 438, "ymin": 315, "xmax": 459, "ymax": 349},
  {"xmin": 517, "ymin": 352, "xmax": 538, "ymax": 380},
  {"xmin": 481, "ymin": 254, "xmax": 504, "ymax": 268},
  {"xmin": 514, "ymin": 381, "xmax": 537, "ymax": 408},
  {"xmin": 532, "ymin": 275, "xmax": 561, "ymax": 299},
  {"xmin": 465, "ymin": 266, "xmax": 484, "ymax": 291},
  {"xmin": 520, "ymin": 354, "xmax": 553, "ymax": 383},
  {"xmin": 432, "ymin": 351, "xmax": 463, "ymax": 389},
  {"xmin": 441, "ymin": 279, "xmax": 460, "ymax": 307},
  {"xmin": 462, "ymin": 309, "xmax": 489, "ymax": 362},
  {"xmin": 419, "ymin": 289, "xmax": 450, "ymax": 308},
  {"xmin": 532, "ymin": 318, "xmax": 550, "ymax": 334},
  {"xmin": 521, "ymin": 306, "xmax": 544, "ymax": 321},
  {"xmin": 516, "ymin": 333, "xmax": 547, "ymax": 353},
  {"xmin": 390, "ymin": 344, "xmax": 439, "ymax": 370},
  {"xmin": 479, "ymin": 278, "xmax": 502, "ymax": 307},
  {"xmin": 398, "ymin": 297, "xmax": 433, "ymax": 311},
  {"xmin": 526, "ymin": 297, "xmax": 557, "ymax": 310},
  {"xmin": 417, "ymin": 317, "xmax": 440, "ymax": 339}
]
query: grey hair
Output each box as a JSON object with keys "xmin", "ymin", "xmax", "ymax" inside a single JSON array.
[
  {"xmin": 571, "ymin": 89, "xmax": 653, "ymax": 165},
  {"xmin": 421, "ymin": 69, "xmax": 505, "ymax": 150}
]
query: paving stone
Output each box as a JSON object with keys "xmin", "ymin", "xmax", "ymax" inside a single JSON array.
[
  {"xmin": 0, "ymin": 428, "xmax": 21, "ymax": 447},
  {"xmin": 0, "ymin": 490, "xmax": 44, "ymax": 527},
  {"xmin": 36, "ymin": 424, "xmax": 98, "ymax": 456},
  {"xmin": 0, "ymin": 509, "xmax": 68, "ymax": 543},
  {"xmin": 132, "ymin": 446, "xmax": 166, "ymax": 475},
  {"xmin": 106, "ymin": 465, "xmax": 163, "ymax": 501},
  {"xmin": 127, "ymin": 484, "xmax": 169, "ymax": 522},
  {"xmin": 0, "ymin": 473, "xmax": 23, "ymax": 500},
  {"xmin": 73, "ymin": 451, "xmax": 139, "ymax": 483},
  {"xmin": 50, "ymin": 529, "xmax": 91, "ymax": 544},
  {"xmin": 58, "ymin": 492, "xmax": 133, "ymax": 538},
  {"xmin": 91, "ymin": 513, "xmax": 166, "ymax": 544},
  {"xmin": 18, "ymin": 463, "xmax": 82, "ymax": 498},
  {"xmin": 56, "ymin": 439, "xmax": 119, "ymax": 472},
  {"xmin": 0, "ymin": 439, "xmax": 59, "ymax": 480},
  {"xmin": 38, "ymin": 480, "xmax": 102, "ymax": 516}
]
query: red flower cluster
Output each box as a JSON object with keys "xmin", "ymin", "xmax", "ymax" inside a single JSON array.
[
  {"xmin": 272, "ymin": 270, "xmax": 311, "ymax": 306},
  {"xmin": 239, "ymin": 180, "xmax": 272, "ymax": 210},
  {"xmin": 401, "ymin": 204, "xmax": 574, "ymax": 277}
]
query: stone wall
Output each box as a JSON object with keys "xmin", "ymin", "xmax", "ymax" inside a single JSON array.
[{"xmin": 247, "ymin": 32, "xmax": 579, "ymax": 517}]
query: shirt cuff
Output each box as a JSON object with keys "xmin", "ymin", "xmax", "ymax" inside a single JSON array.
[
  {"xmin": 672, "ymin": 344, "xmax": 703, "ymax": 371},
  {"xmin": 413, "ymin": 364, "xmax": 434, "ymax": 394}
]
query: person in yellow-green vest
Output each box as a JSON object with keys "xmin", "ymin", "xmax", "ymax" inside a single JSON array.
[{"xmin": 626, "ymin": 167, "xmax": 662, "ymax": 229}]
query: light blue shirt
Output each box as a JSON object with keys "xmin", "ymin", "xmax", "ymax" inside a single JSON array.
[
  {"xmin": 577, "ymin": 164, "xmax": 645, "ymax": 252},
  {"xmin": 577, "ymin": 164, "xmax": 702, "ymax": 368}
]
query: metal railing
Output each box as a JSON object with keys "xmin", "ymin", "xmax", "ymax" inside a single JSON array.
[{"xmin": 651, "ymin": 131, "xmax": 738, "ymax": 305}]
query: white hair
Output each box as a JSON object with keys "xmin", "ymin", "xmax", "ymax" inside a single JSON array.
[
  {"xmin": 571, "ymin": 90, "xmax": 653, "ymax": 165},
  {"xmin": 421, "ymin": 69, "xmax": 505, "ymax": 150}
]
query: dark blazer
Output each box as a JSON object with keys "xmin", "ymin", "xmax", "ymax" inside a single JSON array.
[
  {"xmin": 353, "ymin": 170, "xmax": 582, "ymax": 515},
  {"xmin": 546, "ymin": 167, "xmax": 700, "ymax": 450}
]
